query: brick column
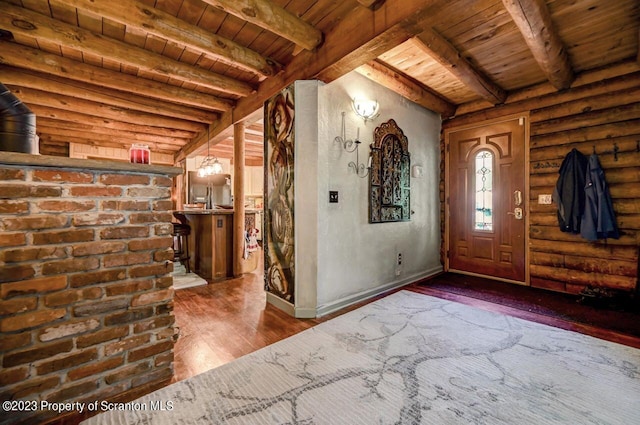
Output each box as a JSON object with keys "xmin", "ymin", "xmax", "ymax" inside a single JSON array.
[{"xmin": 0, "ymin": 155, "xmax": 180, "ymax": 423}]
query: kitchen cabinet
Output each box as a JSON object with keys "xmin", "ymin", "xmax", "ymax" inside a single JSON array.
[{"xmin": 243, "ymin": 166, "xmax": 264, "ymax": 196}]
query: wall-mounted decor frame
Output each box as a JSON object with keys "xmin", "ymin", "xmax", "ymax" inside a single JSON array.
[{"xmin": 369, "ymin": 119, "xmax": 411, "ymax": 223}]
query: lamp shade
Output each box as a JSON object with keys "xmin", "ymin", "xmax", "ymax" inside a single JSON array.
[
  {"xmin": 197, "ymin": 156, "xmax": 224, "ymax": 176},
  {"xmin": 352, "ymin": 98, "xmax": 379, "ymax": 121}
]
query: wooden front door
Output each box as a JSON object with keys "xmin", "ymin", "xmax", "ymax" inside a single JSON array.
[{"xmin": 447, "ymin": 117, "xmax": 526, "ymax": 282}]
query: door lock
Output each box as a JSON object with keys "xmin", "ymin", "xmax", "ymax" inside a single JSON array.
[
  {"xmin": 514, "ymin": 190, "xmax": 523, "ymax": 206},
  {"xmin": 507, "ymin": 207, "xmax": 523, "ymax": 220}
]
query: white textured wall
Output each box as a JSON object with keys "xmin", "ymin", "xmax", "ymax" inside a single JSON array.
[
  {"xmin": 294, "ymin": 81, "xmax": 320, "ymax": 317},
  {"xmin": 270, "ymin": 73, "xmax": 442, "ymax": 317},
  {"xmin": 315, "ymin": 72, "xmax": 442, "ymax": 314}
]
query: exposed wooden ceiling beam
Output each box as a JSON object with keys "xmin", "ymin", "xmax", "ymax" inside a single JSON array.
[
  {"xmin": 501, "ymin": 0, "xmax": 574, "ymax": 90},
  {"xmin": 316, "ymin": 2, "xmax": 445, "ymax": 83},
  {"xmin": 357, "ymin": 0, "xmax": 386, "ymax": 10},
  {"xmin": 40, "ymin": 135, "xmax": 177, "ymax": 156},
  {"xmin": 201, "ymin": 0, "xmax": 323, "ymax": 51},
  {"xmin": 0, "ymin": 41, "xmax": 234, "ymax": 112},
  {"xmin": 54, "ymin": 0, "xmax": 280, "ymax": 78},
  {"xmin": 356, "ymin": 60, "xmax": 456, "ymax": 117},
  {"xmin": 7, "ymin": 86, "xmax": 205, "ymax": 133},
  {"xmin": 636, "ymin": 27, "xmax": 639, "ymax": 63},
  {"xmin": 414, "ymin": 28, "xmax": 507, "ymax": 104},
  {"xmin": 1, "ymin": 67, "xmax": 217, "ymax": 123},
  {"xmin": 37, "ymin": 120, "xmax": 188, "ymax": 146},
  {"xmin": 30, "ymin": 105, "xmax": 196, "ymax": 140},
  {"xmin": 208, "ymin": 144, "xmax": 264, "ymax": 154},
  {"xmin": 177, "ymin": 0, "xmax": 445, "ymax": 161},
  {"xmin": 37, "ymin": 129, "xmax": 182, "ymax": 153},
  {"xmin": 0, "ymin": 2, "xmax": 254, "ymax": 97}
]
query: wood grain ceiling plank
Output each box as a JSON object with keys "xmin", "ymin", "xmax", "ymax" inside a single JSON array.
[
  {"xmin": 6, "ymin": 85, "xmax": 204, "ymax": 132},
  {"xmin": 0, "ymin": 66, "xmax": 217, "ymax": 123},
  {"xmin": 37, "ymin": 120, "xmax": 189, "ymax": 146},
  {"xmin": 30, "ymin": 105, "xmax": 196, "ymax": 139},
  {"xmin": 178, "ymin": 0, "xmax": 449, "ymax": 161},
  {"xmin": 501, "ymin": 0, "xmax": 574, "ymax": 90},
  {"xmin": 461, "ymin": 27, "xmax": 544, "ymax": 88},
  {"xmin": 36, "ymin": 126, "xmax": 186, "ymax": 150},
  {"xmin": 427, "ymin": 0, "xmax": 498, "ymax": 34},
  {"xmin": 301, "ymin": 0, "xmax": 354, "ymax": 31},
  {"xmin": 17, "ymin": 0, "xmax": 51, "ymax": 15},
  {"xmin": 0, "ymin": 2, "xmax": 254, "ymax": 96},
  {"xmin": 101, "ymin": 14, "xmax": 127, "ymax": 41},
  {"xmin": 56, "ymin": 0, "xmax": 280, "ymax": 78},
  {"xmin": 357, "ymin": 0, "xmax": 385, "ymax": 10},
  {"xmin": 211, "ymin": 143, "xmax": 264, "ymax": 152},
  {"xmin": 414, "ymin": 28, "xmax": 507, "ymax": 104},
  {"xmin": 0, "ymin": 40, "xmax": 234, "ymax": 112},
  {"xmin": 49, "ymin": 0, "xmax": 78, "ymax": 26},
  {"xmin": 201, "ymin": 0, "xmax": 323, "ymax": 51},
  {"xmin": 441, "ymin": 1, "xmax": 508, "ymax": 40},
  {"xmin": 356, "ymin": 60, "xmax": 456, "ymax": 117},
  {"xmin": 40, "ymin": 134, "xmax": 180, "ymax": 154},
  {"xmin": 378, "ymin": 39, "xmax": 481, "ymax": 103}
]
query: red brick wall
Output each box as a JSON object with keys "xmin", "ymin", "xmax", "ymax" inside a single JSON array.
[{"xmin": 0, "ymin": 164, "xmax": 176, "ymax": 423}]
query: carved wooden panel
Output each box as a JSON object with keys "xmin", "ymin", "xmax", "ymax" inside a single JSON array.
[
  {"xmin": 369, "ymin": 119, "xmax": 410, "ymax": 223},
  {"xmin": 264, "ymin": 84, "xmax": 295, "ymax": 303}
]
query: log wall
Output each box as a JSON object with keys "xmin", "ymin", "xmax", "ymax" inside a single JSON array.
[{"xmin": 443, "ymin": 66, "xmax": 640, "ymax": 295}]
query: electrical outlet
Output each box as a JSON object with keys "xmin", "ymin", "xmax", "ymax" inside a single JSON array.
[{"xmin": 538, "ymin": 194, "xmax": 552, "ymax": 205}]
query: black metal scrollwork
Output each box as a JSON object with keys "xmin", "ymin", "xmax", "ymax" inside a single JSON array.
[{"xmin": 369, "ymin": 119, "xmax": 410, "ymax": 223}]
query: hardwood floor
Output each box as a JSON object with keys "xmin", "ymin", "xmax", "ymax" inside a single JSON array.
[
  {"xmin": 412, "ymin": 273, "xmax": 640, "ymax": 349},
  {"xmin": 172, "ymin": 266, "xmax": 640, "ymax": 383},
  {"xmin": 172, "ymin": 261, "xmax": 319, "ymax": 382}
]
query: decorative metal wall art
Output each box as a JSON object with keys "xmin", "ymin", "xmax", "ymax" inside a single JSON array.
[
  {"xmin": 264, "ymin": 84, "xmax": 295, "ymax": 303},
  {"xmin": 369, "ymin": 119, "xmax": 411, "ymax": 223}
]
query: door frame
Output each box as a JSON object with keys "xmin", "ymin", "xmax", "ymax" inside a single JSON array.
[{"xmin": 444, "ymin": 112, "xmax": 531, "ymax": 286}]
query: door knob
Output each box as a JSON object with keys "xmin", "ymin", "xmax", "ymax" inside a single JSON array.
[{"xmin": 507, "ymin": 207, "xmax": 523, "ymax": 219}]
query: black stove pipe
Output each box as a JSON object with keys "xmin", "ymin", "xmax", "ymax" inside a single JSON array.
[{"xmin": 0, "ymin": 82, "xmax": 39, "ymax": 154}]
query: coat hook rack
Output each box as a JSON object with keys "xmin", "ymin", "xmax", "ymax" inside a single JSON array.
[{"xmin": 593, "ymin": 143, "xmax": 619, "ymax": 161}]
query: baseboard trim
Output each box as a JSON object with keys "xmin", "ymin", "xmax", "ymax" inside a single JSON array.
[
  {"xmin": 316, "ymin": 266, "xmax": 443, "ymax": 317},
  {"xmin": 294, "ymin": 307, "xmax": 317, "ymax": 319},
  {"xmin": 266, "ymin": 292, "xmax": 295, "ymax": 316}
]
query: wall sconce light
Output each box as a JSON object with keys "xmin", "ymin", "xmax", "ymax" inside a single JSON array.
[
  {"xmin": 197, "ymin": 128, "xmax": 224, "ymax": 177},
  {"xmin": 352, "ymin": 98, "xmax": 380, "ymax": 123},
  {"xmin": 334, "ymin": 112, "xmax": 371, "ymax": 178}
]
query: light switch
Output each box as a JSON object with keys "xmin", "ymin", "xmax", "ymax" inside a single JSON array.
[
  {"xmin": 538, "ymin": 194, "xmax": 552, "ymax": 205},
  {"xmin": 329, "ymin": 191, "xmax": 339, "ymax": 203}
]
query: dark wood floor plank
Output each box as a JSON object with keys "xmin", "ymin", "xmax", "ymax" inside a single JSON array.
[
  {"xmin": 173, "ymin": 269, "xmax": 640, "ymax": 383},
  {"xmin": 172, "ymin": 265, "xmax": 318, "ymax": 382}
]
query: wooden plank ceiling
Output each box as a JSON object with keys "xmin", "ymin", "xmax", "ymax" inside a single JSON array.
[{"xmin": 0, "ymin": 0, "xmax": 638, "ymax": 165}]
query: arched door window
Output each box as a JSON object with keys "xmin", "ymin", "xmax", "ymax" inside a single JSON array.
[{"xmin": 474, "ymin": 150, "xmax": 493, "ymax": 231}]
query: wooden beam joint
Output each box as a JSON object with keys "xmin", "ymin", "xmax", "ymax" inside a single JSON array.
[{"xmin": 501, "ymin": 0, "xmax": 574, "ymax": 90}]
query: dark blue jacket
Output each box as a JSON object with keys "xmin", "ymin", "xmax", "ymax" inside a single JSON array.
[
  {"xmin": 580, "ymin": 154, "xmax": 619, "ymax": 241},
  {"xmin": 553, "ymin": 148, "xmax": 587, "ymax": 234}
]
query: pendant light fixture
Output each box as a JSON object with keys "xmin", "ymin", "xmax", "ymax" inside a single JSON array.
[{"xmin": 197, "ymin": 127, "xmax": 223, "ymax": 177}]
